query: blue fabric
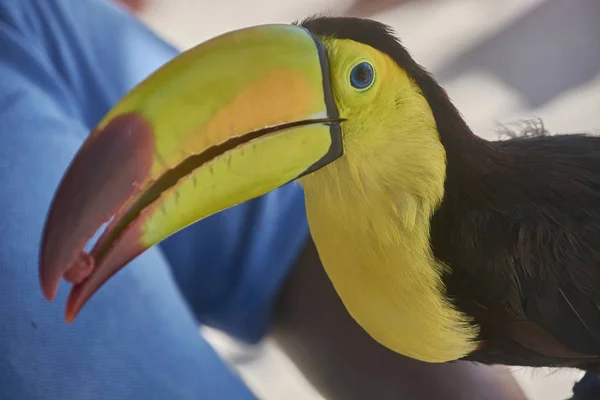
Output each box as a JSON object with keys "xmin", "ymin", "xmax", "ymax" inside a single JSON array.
[
  {"xmin": 572, "ymin": 372, "xmax": 600, "ymax": 400},
  {"xmin": 0, "ymin": 0, "xmax": 310, "ymax": 398}
]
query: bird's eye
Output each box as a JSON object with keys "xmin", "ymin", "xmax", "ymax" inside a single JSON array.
[{"xmin": 349, "ymin": 62, "xmax": 375, "ymax": 90}]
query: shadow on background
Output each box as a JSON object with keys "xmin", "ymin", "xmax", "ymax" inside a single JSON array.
[{"xmin": 436, "ymin": 0, "xmax": 600, "ymax": 109}]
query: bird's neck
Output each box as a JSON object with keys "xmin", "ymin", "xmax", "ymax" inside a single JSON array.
[{"xmin": 301, "ymin": 149, "xmax": 480, "ymax": 362}]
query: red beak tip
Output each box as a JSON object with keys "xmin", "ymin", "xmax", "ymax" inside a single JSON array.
[
  {"xmin": 65, "ymin": 301, "xmax": 78, "ymax": 324},
  {"xmin": 44, "ymin": 291, "xmax": 56, "ymax": 302},
  {"xmin": 65, "ymin": 285, "xmax": 86, "ymax": 324},
  {"xmin": 40, "ymin": 278, "xmax": 59, "ymax": 302},
  {"xmin": 39, "ymin": 112, "xmax": 156, "ymax": 323}
]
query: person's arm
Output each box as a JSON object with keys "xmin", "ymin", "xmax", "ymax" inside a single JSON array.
[{"xmin": 273, "ymin": 241, "xmax": 528, "ymax": 400}]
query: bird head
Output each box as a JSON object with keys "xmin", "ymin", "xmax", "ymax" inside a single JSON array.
[{"xmin": 39, "ymin": 17, "xmax": 469, "ymax": 326}]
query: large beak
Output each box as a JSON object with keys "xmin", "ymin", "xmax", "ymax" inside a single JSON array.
[{"xmin": 40, "ymin": 24, "xmax": 342, "ymax": 321}]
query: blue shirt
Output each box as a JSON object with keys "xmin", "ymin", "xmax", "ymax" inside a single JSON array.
[{"xmin": 0, "ymin": 0, "xmax": 309, "ymax": 398}]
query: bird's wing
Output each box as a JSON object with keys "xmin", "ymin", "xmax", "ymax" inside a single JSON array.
[
  {"xmin": 522, "ymin": 277, "xmax": 600, "ymax": 355},
  {"xmin": 433, "ymin": 134, "xmax": 600, "ymax": 361}
]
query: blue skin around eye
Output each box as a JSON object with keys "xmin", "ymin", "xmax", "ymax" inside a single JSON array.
[
  {"xmin": 350, "ymin": 62, "xmax": 374, "ymax": 89},
  {"xmin": 0, "ymin": 0, "xmax": 310, "ymax": 399}
]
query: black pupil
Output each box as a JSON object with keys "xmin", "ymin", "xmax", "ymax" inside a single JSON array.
[{"xmin": 351, "ymin": 62, "xmax": 373, "ymax": 88}]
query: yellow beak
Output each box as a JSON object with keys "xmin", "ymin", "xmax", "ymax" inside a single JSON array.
[{"xmin": 39, "ymin": 24, "xmax": 342, "ymax": 321}]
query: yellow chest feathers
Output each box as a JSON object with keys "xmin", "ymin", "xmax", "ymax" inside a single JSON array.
[{"xmin": 301, "ymin": 159, "xmax": 480, "ymax": 363}]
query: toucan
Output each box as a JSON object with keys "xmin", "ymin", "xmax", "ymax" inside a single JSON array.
[{"xmin": 39, "ymin": 16, "xmax": 600, "ymax": 371}]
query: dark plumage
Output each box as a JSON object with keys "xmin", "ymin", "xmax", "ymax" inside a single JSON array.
[{"xmin": 301, "ymin": 16, "xmax": 600, "ymax": 369}]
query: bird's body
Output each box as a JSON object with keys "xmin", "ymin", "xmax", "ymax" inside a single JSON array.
[
  {"xmin": 436, "ymin": 133, "xmax": 600, "ymax": 369},
  {"xmin": 40, "ymin": 16, "xmax": 600, "ymax": 372},
  {"xmin": 300, "ymin": 17, "xmax": 600, "ymax": 369}
]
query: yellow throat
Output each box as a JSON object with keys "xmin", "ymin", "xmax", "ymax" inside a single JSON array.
[
  {"xmin": 299, "ymin": 38, "xmax": 479, "ymax": 362},
  {"xmin": 301, "ymin": 155, "xmax": 479, "ymax": 363}
]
